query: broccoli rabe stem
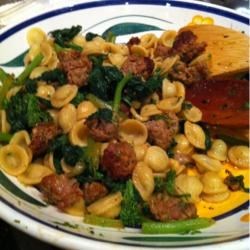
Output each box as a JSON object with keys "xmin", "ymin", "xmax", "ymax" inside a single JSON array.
[
  {"xmin": 113, "ymin": 74, "xmax": 132, "ymax": 116},
  {"xmin": 0, "ymin": 132, "xmax": 13, "ymax": 143},
  {"xmin": 86, "ymin": 93, "xmax": 112, "ymax": 110},
  {"xmin": 142, "ymin": 218, "xmax": 215, "ymax": 234},
  {"xmin": 17, "ymin": 53, "xmax": 44, "ymax": 84},
  {"xmin": 0, "ymin": 68, "xmax": 14, "ymax": 108}
]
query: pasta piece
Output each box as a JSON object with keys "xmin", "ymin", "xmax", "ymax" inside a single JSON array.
[
  {"xmin": 207, "ymin": 139, "xmax": 227, "ymax": 161},
  {"xmin": 130, "ymin": 107, "xmax": 149, "ymax": 122},
  {"xmin": 140, "ymin": 33, "xmax": 158, "ymax": 49},
  {"xmin": 40, "ymin": 41, "xmax": 53, "ymax": 66},
  {"xmin": 168, "ymin": 158, "xmax": 185, "ymax": 175},
  {"xmin": 174, "ymin": 134, "xmax": 194, "ymax": 155},
  {"xmin": 228, "ymin": 146, "xmax": 249, "ymax": 169},
  {"xmin": 64, "ymin": 198, "xmax": 85, "ymax": 217},
  {"xmin": 134, "ymin": 143, "xmax": 149, "ymax": 161},
  {"xmin": 72, "ymin": 35, "xmax": 86, "ymax": 48},
  {"xmin": 201, "ymin": 171, "xmax": 228, "ymax": 194},
  {"xmin": 27, "ymin": 27, "xmax": 46, "ymax": 46},
  {"xmin": 192, "ymin": 154, "xmax": 223, "ymax": 173},
  {"xmin": 27, "ymin": 44, "xmax": 41, "ymax": 61},
  {"xmin": 130, "ymin": 45, "xmax": 148, "ymax": 56},
  {"xmin": 51, "ymin": 84, "xmax": 78, "ymax": 108},
  {"xmin": 182, "ymin": 105, "xmax": 202, "ymax": 123},
  {"xmin": 175, "ymin": 174, "xmax": 203, "ymax": 203},
  {"xmin": 69, "ymin": 119, "xmax": 88, "ymax": 147},
  {"xmin": 144, "ymin": 146, "xmax": 169, "ymax": 172},
  {"xmin": 47, "ymin": 50, "xmax": 59, "ymax": 70},
  {"xmin": 140, "ymin": 104, "xmax": 162, "ymax": 117},
  {"xmin": 77, "ymin": 101, "xmax": 97, "ymax": 120},
  {"xmin": 47, "ymin": 109, "xmax": 59, "ymax": 125},
  {"xmin": 160, "ymin": 55, "xmax": 179, "ymax": 74},
  {"xmin": 162, "ymin": 78, "xmax": 177, "ymax": 99},
  {"xmin": 36, "ymin": 83, "xmax": 55, "ymax": 100},
  {"xmin": 107, "ymin": 53, "xmax": 126, "ymax": 68},
  {"xmin": 83, "ymin": 37, "xmax": 106, "ymax": 55},
  {"xmin": 173, "ymin": 81, "xmax": 185, "ymax": 98},
  {"xmin": 17, "ymin": 163, "xmax": 53, "ymax": 185},
  {"xmin": 119, "ymin": 119, "xmax": 148, "ymax": 145},
  {"xmin": 6, "ymin": 86, "xmax": 22, "ymax": 100},
  {"xmin": 157, "ymin": 96, "xmax": 184, "ymax": 113},
  {"xmin": 43, "ymin": 153, "xmax": 55, "ymax": 171},
  {"xmin": 87, "ymin": 192, "xmax": 122, "ymax": 219},
  {"xmin": 0, "ymin": 144, "xmax": 29, "ymax": 176},
  {"xmin": 184, "ymin": 121, "xmax": 206, "ymax": 149},
  {"xmin": 0, "ymin": 110, "xmax": 10, "ymax": 133},
  {"xmin": 10, "ymin": 130, "xmax": 32, "ymax": 162},
  {"xmin": 101, "ymin": 205, "xmax": 121, "ymax": 219},
  {"xmin": 159, "ymin": 30, "xmax": 177, "ymax": 47},
  {"xmin": 132, "ymin": 162, "xmax": 154, "ymax": 201},
  {"xmin": 105, "ymin": 42, "xmax": 129, "ymax": 55},
  {"xmin": 58, "ymin": 103, "xmax": 77, "ymax": 133},
  {"xmin": 30, "ymin": 66, "xmax": 49, "ymax": 79},
  {"xmin": 201, "ymin": 171, "xmax": 230, "ymax": 203},
  {"xmin": 202, "ymin": 191, "xmax": 230, "ymax": 203}
]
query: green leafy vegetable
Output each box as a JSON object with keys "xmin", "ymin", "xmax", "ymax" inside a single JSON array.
[
  {"xmin": 6, "ymin": 91, "xmax": 52, "ymax": 132},
  {"xmin": 120, "ymin": 180, "xmax": 142, "ymax": 227},
  {"xmin": 50, "ymin": 25, "xmax": 82, "ymax": 48},
  {"xmin": 0, "ymin": 132, "xmax": 13, "ymax": 143},
  {"xmin": 165, "ymin": 169, "xmax": 177, "ymax": 196},
  {"xmin": 0, "ymin": 68, "xmax": 14, "ymax": 108},
  {"xmin": 142, "ymin": 218, "xmax": 215, "ymax": 234},
  {"xmin": 38, "ymin": 68, "xmax": 67, "ymax": 85},
  {"xmin": 70, "ymin": 91, "xmax": 86, "ymax": 106},
  {"xmin": 182, "ymin": 101, "xmax": 193, "ymax": 110},
  {"xmin": 88, "ymin": 108, "xmax": 113, "ymax": 122},
  {"xmin": 224, "ymin": 170, "xmax": 249, "ymax": 193},
  {"xmin": 85, "ymin": 32, "xmax": 100, "ymax": 41}
]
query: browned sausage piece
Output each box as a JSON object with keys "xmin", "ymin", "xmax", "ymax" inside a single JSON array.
[
  {"xmin": 101, "ymin": 141, "xmax": 137, "ymax": 180},
  {"xmin": 154, "ymin": 44, "xmax": 172, "ymax": 58},
  {"xmin": 58, "ymin": 50, "xmax": 92, "ymax": 87},
  {"xmin": 29, "ymin": 122, "xmax": 60, "ymax": 157},
  {"xmin": 172, "ymin": 30, "xmax": 206, "ymax": 63},
  {"xmin": 85, "ymin": 117, "xmax": 118, "ymax": 142},
  {"xmin": 127, "ymin": 36, "xmax": 141, "ymax": 52},
  {"xmin": 146, "ymin": 113, "xmax": 179, "ymax": 150},
  {"xmin": 121, "ymin": 55, "xmax": 154, "ymax": 79},
  {"xmin": 149, "ymin": 193, "xmax": 197, "ymax": 221},
  {"xmin": 83, "ymin": 181, "xmax": 108, "ymax": 205},
  {"xmin": 39, "ymin": 174, "xmax": 83, "ymax": 210},
  {"xmin": 168, "ymin": 60, "xmax": 209, "ymax": 85}
]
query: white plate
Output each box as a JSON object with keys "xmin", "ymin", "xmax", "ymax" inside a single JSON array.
[{"xmin": 0, "ymin": 1, "xmax": 249, "ymax": 249}]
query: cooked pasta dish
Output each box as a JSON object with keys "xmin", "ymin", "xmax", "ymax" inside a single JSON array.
[{"xmin": 0, "ymin": 23, "xmax": 249, "ymax": 233}]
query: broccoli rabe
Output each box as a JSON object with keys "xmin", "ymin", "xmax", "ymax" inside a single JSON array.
[
  {"xmin": 120, "ymin": 180, "xmax": 142, "ymax": 228},
  {"xmin": 6, "ymin": 91, "xmax": 52, "ymax": 132}
]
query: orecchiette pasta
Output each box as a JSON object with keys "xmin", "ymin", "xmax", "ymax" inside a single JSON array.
[
  {"xmin": 192, "ymin": 154, "xmax": 223, "ymax": 173},
  {"xmin": 134, "ymin": 143, "xmax": 149, "ymax": 161},
  {"xmin": 132, "ymin": 162, "xmax": 154, "ymax": 201},
  {"xmin": 76, "ymin": 101, "xmax": 97, "ymax": 120},
  {"xmin": 162, "ymin": 78, "xmax": 177, "ymax": 98},
  {"xmin": 140, "ymin": 104, "xmax": 162, "ymax": 117},
  {"xmin": 201, "ymin": 171, "xmax": 230, "ymax": 203},
  {"xmin": 174, "ymin": 134, "xmax": 194, "ymax": 155},
  {"xmin": 27, "ymin": 27, "xmax": 46, "ymax": 46},
  {"xmin": 157, "ymin": 96, "xmax": 184, "ymax": 113},
  {"xmin": 64, "ymin": 198, "xmax": 85, "ymax": 217},
  {"xmin": 119, "ymin": 119, "xmax": 148, "ymax": 145},
  {"xmin": 0, "ymin": 144, "xmax": 29, "ymax": 176},
  {"xmin": 130, "ymin": 45, "xmax": 148, "ymax": 57},
  {"xmin": 228, "ymin": 146, "xmax": 249, "ymax": 169},
  {"xmin": 17, "ymin": 163, "xmax": 53, "ymax": 185},
  {"xmin": 207, "ymin": 139, "xmax": 228, "ymax": 161},
  {"xmin": 144, "ymin": 146, "xmax": 169, "ymax": 172},
  {"xmin": 36, "ymin": 83, "xmax": 55, "ymax": 100},
  {"xmin": 182, "ymin": 105, "xmax": 202, "ymax": 123},
  {"xmin": 130, "ymin": 107, "xmax": 149, "ymax": 122},
  {"xmin": 184, "ymin": 121, "xmax": 206, "ymax": 149},
  {"xmin": 175, "ymin": 174, "xmax": 203, "ymax": 203},
  {"xmin": 69, "ymin": 119, "xmax": 88, "ymax": 146},
  {"xmin": 87, "ymin": 192, "xmax": 122, "ymax": 219},
  {"xmin": 168, "ymin": 158, "xmax": 185, "ymax": 175},
  {"xmin": 140, "ymin": 33, "xmax": 158, "ymax": 49},
  {"xmin": 159, "ymin": 30, "xmax": 177, "ymax": 47},
  {"xmin": 51, "ymin": 84, "xmax": 78, "ymax": 108},
  {"xmin": 58, "ymin": 103, "xmax": 77, "ymax": 133}
]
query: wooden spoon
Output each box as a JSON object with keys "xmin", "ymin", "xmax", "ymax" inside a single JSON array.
[{"xmin": 180, "ymin": 25, "xmax": 249, "ymax": 77}]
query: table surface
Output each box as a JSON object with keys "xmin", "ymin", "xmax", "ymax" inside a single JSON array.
[{"xmin": 0, "ymin": 1, "xmax": 249, "ymax": 250}]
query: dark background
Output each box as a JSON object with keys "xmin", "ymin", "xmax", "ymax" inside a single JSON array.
[{"xmin": 0, "ymin": 0, "xmax": 249, "ymax": 249}]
